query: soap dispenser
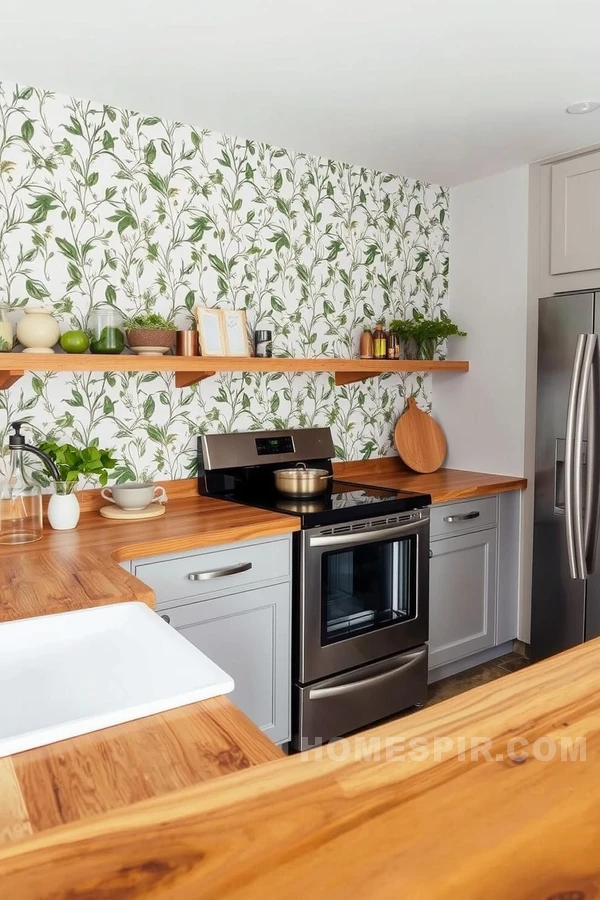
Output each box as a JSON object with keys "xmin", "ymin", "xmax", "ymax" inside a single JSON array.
[{"xmin": 0, "ymin": 422, "xmax": 60, "ymax": 544}]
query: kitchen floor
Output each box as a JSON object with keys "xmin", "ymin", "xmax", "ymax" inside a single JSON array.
[{"xmin": 427, "ymin": 651, "xmax": 530, "ymax": 705}]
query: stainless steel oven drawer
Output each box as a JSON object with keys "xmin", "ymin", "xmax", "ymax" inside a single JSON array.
[{"xmin": 292, "ymin": 645, "xmax": 428, "ymax": 751}]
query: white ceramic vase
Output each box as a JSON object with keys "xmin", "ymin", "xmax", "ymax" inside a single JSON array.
[
  {"xmin": 16, "ymin": 306, "xmax": 60, "ymax": 352},
  {"xmin": 47, "ymin": 484, "xmax": 80, "ymax": 531}
]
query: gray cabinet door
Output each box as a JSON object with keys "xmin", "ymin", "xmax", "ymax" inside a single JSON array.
[
  {"xmin": 159, "ymin": 582, "xmax": 290, "ymax": 745},
  {"xmin": 428, "ymin": 528, "xmax": 497, "ymax": 669},
  {"xmin": 551, "ymin": 152, "xmax": 600, "ymax": 274}
]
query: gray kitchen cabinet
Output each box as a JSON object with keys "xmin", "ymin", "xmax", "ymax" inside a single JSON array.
[
  {"xmin": 159, "ymin": 582, "xmax": 290, "ymax": 744},
  {"xmin": 428, "ymin": 527, "xmax": 497, "ymax": 670},
  {"xmin": 128, "ymin": 535, "xmax": 292, "ymax": 744},
  {"xmin": 537, "ymin": 149, "xmax": 600, "ymax": 296},
  {"xmin": 550, "ymin": 151, "xmax": 600, "ymax": 275}
]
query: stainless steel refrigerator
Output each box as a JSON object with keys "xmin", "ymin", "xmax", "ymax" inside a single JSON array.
[{"xmin": 531, "ymin": 290, "xmax": 600, "ymax": 661}]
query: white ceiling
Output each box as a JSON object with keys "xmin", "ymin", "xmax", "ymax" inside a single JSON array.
[{"xmin": 3, "ymin": 0, "xmax": 600, "ymax": 185}]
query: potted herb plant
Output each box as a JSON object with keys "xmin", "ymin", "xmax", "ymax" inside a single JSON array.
[
  {"xmin": 124, "ymin": 313, "xmax": 177, "ymax": 355},
  {"xmin": 389, "ymin": 309, "xmax": 466, "ymax": 360},
  {"xmin": 38, "ymin": 440, "xmax": 117, "ymax": 531}
]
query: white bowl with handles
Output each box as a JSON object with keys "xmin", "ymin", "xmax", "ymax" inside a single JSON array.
[{"xmin": 100, "ymin": 482, "xmax": 167, "ymax": 511}]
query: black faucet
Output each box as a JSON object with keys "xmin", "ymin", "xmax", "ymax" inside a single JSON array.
[{"xmin": 8, "ymin": 421, "xmax": 61, "ymax": 481}]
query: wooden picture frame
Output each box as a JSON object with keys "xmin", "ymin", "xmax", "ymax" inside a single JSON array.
[
  {"xmin": 221, "ymin": 309, "xmax": 251, "ymax": 357},
  {"xmin": 194, "ymin": 307, "xmax": 226, "ymax": 357}
]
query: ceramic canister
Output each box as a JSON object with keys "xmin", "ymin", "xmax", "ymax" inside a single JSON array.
[{"xmin": 16, "ymin": 306, "xmax": 60, "ymax": 351}]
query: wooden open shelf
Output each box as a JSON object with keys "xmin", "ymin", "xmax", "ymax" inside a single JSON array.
[{"xmin": 0, "ymin": 353, "xmax": 469, "ymax": 390}]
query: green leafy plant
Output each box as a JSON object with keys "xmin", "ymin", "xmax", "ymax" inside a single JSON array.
[
  {"xmin": 389, "ymin": 309, "xmax": 466, "ymax": 359},
  {"xmin": 124, "ymin": 313, "xmax": 177, "ymax": 330},
  {"xmin": 38, "ymin": 439, "xmax": 118, "ymax": 488}
]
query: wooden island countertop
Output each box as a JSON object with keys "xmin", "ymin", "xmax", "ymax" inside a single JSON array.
[
  {"xmin": 0, "ymin": 458, "xmax": 528, "ymax": 894},
  {"xmin": 0, "ymin": 636, "xmax": 595, "ymax": 899}
]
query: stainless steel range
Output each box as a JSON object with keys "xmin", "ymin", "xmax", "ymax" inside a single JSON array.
[{"xmin": 198, "ymin": 428, "xmax": 431, "ymax": 750}]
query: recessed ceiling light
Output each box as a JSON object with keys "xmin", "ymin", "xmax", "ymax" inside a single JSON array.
[{"xmin": 566, "ymin": 101, "xmax": 600, "ymax": 115}]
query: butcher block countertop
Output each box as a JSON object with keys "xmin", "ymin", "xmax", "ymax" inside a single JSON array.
[
  {"xmin": 0, "ymin": 487, "xmax": 300, "ymax": 623},
  {"xmin": 0, "ymin": 461, "xmax": 525, "ymax": 624},
  {"xmin": 333, "ymin": 457, "xmax": 527, "ymax": 502},
  {"xmin": 0, "ymin": 637, "xmax": 594, "ymax": 899}
]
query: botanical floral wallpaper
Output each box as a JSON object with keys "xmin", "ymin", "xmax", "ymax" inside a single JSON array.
[{"xmin": 0, "ymin": 81, "xmax": 449, "ymax": 483}]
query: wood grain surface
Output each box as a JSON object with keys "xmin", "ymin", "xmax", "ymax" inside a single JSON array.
[
  {"xmin": 0, "ymin": 638, "xmax": 596, "ymax": 898},
  {"xmin": 0, "ymin": 352, "xmax": 469, "ymax": 385},
  {"xmin": 0, "ymin": 493, "xmax": 300, "ymax": 623},
  {"xmin": 0, "ymin": 695, "xmax": 281, "ymax": 846},
  {"xmin": 0, "ymin": 464, "xmax": 525, "ymax": 625},
  {"xmin": 394, "ymin": 396, "xmax": 447, "ymax": 472},
  {"xmin": 334, "ymin": 456, "xmax": 527, "ymax": 501}
]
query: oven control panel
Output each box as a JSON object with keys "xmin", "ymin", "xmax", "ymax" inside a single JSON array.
[{"xmin": 255, "ymin": 435, "xmax": 295, "ymax": 456}]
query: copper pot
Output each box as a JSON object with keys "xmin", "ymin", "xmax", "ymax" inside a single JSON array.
[{"xmin": 273, "ymin": 463, "xmax": 332, "ymax": 497}]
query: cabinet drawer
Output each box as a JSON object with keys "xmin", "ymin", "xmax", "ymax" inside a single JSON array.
[
  {"xmin": 133, "ymin": 538, "xmax": 290, "ymax": 605},
  {"xmin": 430, "ymin": 496, "xmax": 497, "ymax": 539}
]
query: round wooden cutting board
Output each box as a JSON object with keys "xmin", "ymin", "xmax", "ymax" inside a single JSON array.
[
  {"xmin": 99, "ymin": 504, "xmax": 166, "ymax": 521},
  {"xmin": 394, "ymin": 396, "xmax": 447, "ymax": 473}
]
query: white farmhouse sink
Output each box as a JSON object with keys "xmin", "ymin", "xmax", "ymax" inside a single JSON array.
[{"xmin": 0, "ymin": 601, "xmax": 234, "ymax": 757}]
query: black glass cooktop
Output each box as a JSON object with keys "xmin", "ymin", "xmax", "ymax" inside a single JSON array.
[{"xmin": 225, "ymin": 480, "xmax": 431, "ymax": 528}]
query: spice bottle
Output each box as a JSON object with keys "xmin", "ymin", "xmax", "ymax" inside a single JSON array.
[
  {"xmin": 387, "ymin": 333, "xmax": 400, "ymax": 360},
  {"xmin": 359, "ymin": 328, "xmax": 374, "ymax": 359},
  {"xmin": 373, "ymin": 324, "xmax": 387, "ymax": 360}
]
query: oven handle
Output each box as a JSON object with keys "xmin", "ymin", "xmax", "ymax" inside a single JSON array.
[
  {"xmin": 309, "ymin": 518, "xmax": 426, "ymax": 548},
  {"xmin": 308, "ymin": 647, "xmax": 427, "ymax": 700}
]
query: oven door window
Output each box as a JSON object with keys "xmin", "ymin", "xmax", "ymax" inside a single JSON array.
[{"xmin": 321, "ymin": 535, "xmax": 416, "ymax": 645}]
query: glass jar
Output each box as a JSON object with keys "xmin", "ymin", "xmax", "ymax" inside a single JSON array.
[
  {"xmin": 387, "ymin": 334, "xmax": 400, "ymax": 360},
  {"xmin": 0, "ymin": 305, "xmax": 13, "ymax": 352},
  {"xmin": 0, "ymin": 448, "xmax": 43, "ymax": 544},
  {"xmin": 254, "ymin": 330, "xmax": 273, "ymax": 358},
  {"xmin": 88, "ymin": 307, "xmax": 125, "ymax": 354}
]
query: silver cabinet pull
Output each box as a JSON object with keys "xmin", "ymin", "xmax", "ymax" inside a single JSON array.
[
  {"xmin": 187, "ymin": 561, "xmax": 252, "ymax": 581},
  {"xmin": 161, "ymin": 614, "xmax": 171, "ymax": 624},
  {"xmin": 443, "ymin": 511, "xmax": 480, "ymax": 523}
]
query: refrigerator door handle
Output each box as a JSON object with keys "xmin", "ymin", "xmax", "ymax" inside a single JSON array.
[
  {"xmin": 565, "ymin": 334, "xmax": 588, "ymax": 580},
  {"xmin": 585, "ymin": 336, "xmax": 600, "ymax": 575},
  {"xmin": 573, "ymin": 334, "xmax": 596, "ymax": 579}
]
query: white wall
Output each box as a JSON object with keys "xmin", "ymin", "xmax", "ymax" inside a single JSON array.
[
  {"xmin": 434, "ymin": 165, "xmax": 531, "ymax": 641},
  {"xmin": 435, "ymin": 166, "xmax": 530, "ymax": 477}
]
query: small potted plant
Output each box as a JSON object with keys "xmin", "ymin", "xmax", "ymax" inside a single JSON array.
[
  {"xmin": 124, "ymin": 313, "xmax": 177, "ymax": 356},
  {"xmin": 390, "ymin": 309, "xmax": 466, "ymax": 360},
  {"xmin": 38, "ymin": 439, "xmax": 118, "ymax": 531}
]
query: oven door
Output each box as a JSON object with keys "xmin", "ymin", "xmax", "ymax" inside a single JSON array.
[{"xmin": 296, "ymin": 511, "xmax": 429, "ymax": 684}]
